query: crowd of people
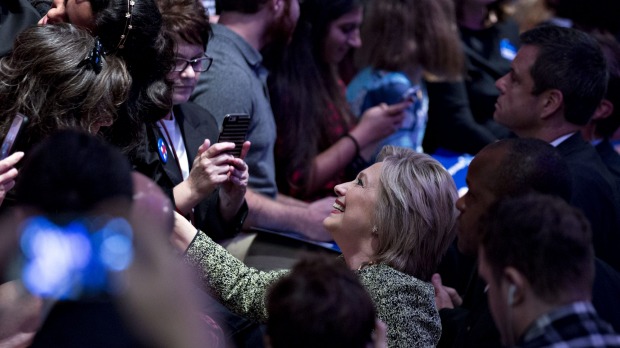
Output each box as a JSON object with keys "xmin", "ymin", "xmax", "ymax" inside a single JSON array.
[{"xmin": 1, "ymin": 0, "xmax": 620, "ymax": 347}]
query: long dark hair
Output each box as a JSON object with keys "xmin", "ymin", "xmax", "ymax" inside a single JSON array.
[
  {"xmin": 91, "ymin": 0, "xmax": 174, "ymax": 153},
  {"xmin": 265, "ymin": 0, "xmax": 361, "ymax": 198}
]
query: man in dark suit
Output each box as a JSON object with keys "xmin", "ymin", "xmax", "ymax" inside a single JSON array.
[
  {"xmin": 433, "ymin": 138, "xmax": 620, "ymax": 348},
  {"xmin": 493, "ymin": 25, "xmax": 620, "ymax": 271}
]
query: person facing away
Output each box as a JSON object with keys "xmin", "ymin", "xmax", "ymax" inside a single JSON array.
[
  {"xmin": 189, "ymin": 0, "xmax": 338, "ymax": 241},
  {"xmin": 478, "ymin": 193, "xmax": 620, "ymax": 347},
  {"xmin": 492, "ymin": 24, "xmax": 620, "ymax": 271},
  {"xmin": 346, "ymin": 0, "xmax": 464, "ymax": 156},
  {"xmin": 4, "ymin": 130, "xmax": 219, "ymax": 347},
  {"xmin": 265, "ymin": 255, "xmax": 382, "ymax": 348},
  {"xmin": 39, "ymin": 0, "xmax": 175, "ymax": 154}
]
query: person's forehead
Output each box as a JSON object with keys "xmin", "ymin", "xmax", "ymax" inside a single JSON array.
[
  {"xmin": 513, "ymin": 45, "xmax": 539, "ymax": 75},
  {"xmin": 468, "ymin": 149, "xmax": 503, "ymax": 191}
]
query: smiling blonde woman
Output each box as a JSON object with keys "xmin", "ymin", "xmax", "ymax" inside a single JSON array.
[{"xmin": 173, "ymin": 145, "xmax": 458, "ymax": 347}]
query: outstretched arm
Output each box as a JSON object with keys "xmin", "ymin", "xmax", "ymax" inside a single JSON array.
[
  {"xmin": 242, "ymin": 190, "xmax": 335, "ymax": 241},
  {"xmin": 173, "ymin": 140, "xmax": 246, "ymax": 218},
  {"xmin": 173, "ymin": 213, "xmax": 286, "ymax": 322}
]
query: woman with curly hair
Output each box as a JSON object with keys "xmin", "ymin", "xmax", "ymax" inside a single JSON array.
[
  {"xmin": 39, "ymin": 0, "xmax": 174, "ymax": 152},
  {"xmin": 0, "ymin": 24, "xmax": 130, "ymax": 153}
]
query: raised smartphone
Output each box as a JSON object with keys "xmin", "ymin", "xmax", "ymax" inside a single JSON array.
[
  {"xmin": 0, "ymin": 113, "xmax": 28, "ymax": 160},
  {"xmin": 217, "ymin": 113, "xmax": 250, "ymax": 158}
]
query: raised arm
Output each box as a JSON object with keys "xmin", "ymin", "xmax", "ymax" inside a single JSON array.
[
  {"xmin": 242, "ymin": 190, "xmax": 335, "ymax": 241},
  {"xmin": 173, "ymin": 213, "xmax": 286, "ymax": 322}
]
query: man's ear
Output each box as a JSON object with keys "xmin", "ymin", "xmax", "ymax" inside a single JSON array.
[
  {"xmin": 592, "ymin": 99, "xmax": 614, "ymax": 121},
  {"xmin": 270, "ymin": 0, "xmax": 283, "ymax": 14},
  {"xmin": 263, "ymin": 334, "xmax": 272, "ymax": 348},
  {"xmin": 540, "ymin": 89, "xmax": 564, "ymax": 119},
  {"xmin": 503, "ymin": 267, "xmax": 526, "ymax": 306}
]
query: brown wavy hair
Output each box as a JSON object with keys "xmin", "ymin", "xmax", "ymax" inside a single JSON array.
[
  {"xmin": 356, "ymin": 0, "xmax": 463, "ymax": 80},
  {"xmin": 0, "ymin": 24, "xmax": 131, "ymax": 155}
]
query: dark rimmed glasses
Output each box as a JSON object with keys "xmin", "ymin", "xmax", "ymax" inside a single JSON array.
[{"xmin": 173, "ymin": 54, "xmax": 213, "ymax": 72}]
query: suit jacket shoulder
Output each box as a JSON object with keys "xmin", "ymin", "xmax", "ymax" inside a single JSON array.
[{"xmin": 556, "ymin": 133, "xmax": 620, "ymax": 271}]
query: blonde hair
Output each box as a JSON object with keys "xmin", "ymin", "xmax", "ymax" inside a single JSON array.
[{"xmin": 373, "ymin": 146, "xmax": 458, "ymax": 281}]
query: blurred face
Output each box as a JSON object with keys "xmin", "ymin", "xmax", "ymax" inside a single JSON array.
[
  {"xmin": 322, "ymin": 6, "xmax": 363, "ymax": 64},
  {"xmin": 324, "ymin": 163, "xmax": 381, "ymax": 246},
  {"xmin": 168, "ymin": 41, "xmax": 205, "ymax": 106},
  {"xmin": 39, "ymin": 0, "xmax": 95, "ymax": 30},
  {"xmin": 268, "ymin": 0, "xmax": 301, "ymax": 45},
  {"xmin": 494, "ymin": 45, "xmax": 542, "ymax": 136},
  {"xmin": 478, "ymin": 249, "xmax": 513, "ymax": 346},
  {"xmin": 455, "ymin": 149, "xmax": 500, "ymax": 256}
]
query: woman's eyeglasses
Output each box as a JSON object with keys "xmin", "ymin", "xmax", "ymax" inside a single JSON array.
[{"xmin": 173, "ymin": 54, "xmax": 213, "ymax": 72}]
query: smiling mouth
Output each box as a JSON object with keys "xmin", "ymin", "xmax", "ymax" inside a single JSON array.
[{"xmin": 333, "ymin": 200, "xmax": 345, "ymax": 212}]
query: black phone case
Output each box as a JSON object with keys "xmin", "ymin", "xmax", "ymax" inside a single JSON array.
[{"xmin": 217, "ymin": 114, "xmax": 250, "ymax": 157}]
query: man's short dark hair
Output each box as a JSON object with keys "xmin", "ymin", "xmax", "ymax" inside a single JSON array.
[
  {"xmin": 216, "ymin": 0, "xmax": 270, "ymax": 14},
  {"xmin": 521, "ymin": 25, "xmax": 608, "ymax": 126},
  {"xmin": 485, "ymin": 138, "xmax": 572, "ymax": 202},
  {"xmin": 15, "ymin": 130, "xmax": 133, "ymax": 222},
  {"xmin": 480, "ymin": 194, "xmax": 595, "ymax": 302},
  {"xmin": 266, "ymin": 255, "xmax": 376, "ymax": 348}
]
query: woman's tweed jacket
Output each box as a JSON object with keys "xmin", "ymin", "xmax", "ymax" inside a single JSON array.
[{"xmin": 186, "ymin": 231, "xmax": 441, "ymax": 347}]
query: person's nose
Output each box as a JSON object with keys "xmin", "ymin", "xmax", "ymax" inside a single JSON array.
[
  {"xmin": 495, "ymin": 74, "xmax": 507, "ymax": 94},
  {"xmin": 180, "ymin": 64, "xmax": 197, "ymax": 79},
  {"xmin": 45, "ymin": 0, "xmax": 68, "ymax": 24},
  {"xmin": 348, "ymin": 29, "xmax": 361, "ymax": 49},
  {"xmin": 334, "ymin": 182, "xmax": 349, "ymax": 197},
  {"xmin": 455, "ymin": 195, "xmax": 466, "ymax": 213}
]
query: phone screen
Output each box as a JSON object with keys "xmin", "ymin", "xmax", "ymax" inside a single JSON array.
[
  {"xmin": 402, "ymin": 86, "xmax": 421, "ymax": 102},
  {"xmin": 217, "ymin": 113, "xmax": 250, "ymax": 157},
  {"xmin": 18, "ymin": 216, "xmax": 134, "ymax": 300},
  {"xmin": 1, "ymin": 113, "xmax": 27, "ymax": 160}
]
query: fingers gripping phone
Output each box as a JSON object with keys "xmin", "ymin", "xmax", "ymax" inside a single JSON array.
[
  {"xmin": 217, "ymin": 113, "xmax": 250, "ymax": 157},
  {"xmin": 1, "ymin": 113, "xmax": 28, "ymax": 160},
  {"xmin": 402, "ymin": 86, "xmax": 422, "ymax": 102}
]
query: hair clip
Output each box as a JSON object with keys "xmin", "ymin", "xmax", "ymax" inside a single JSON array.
[
  {"xmin": 78, "ymin": 37, "xmax": 104, "ymax": 74},
  {"xmin": 115, "ymin": 0, "xmax": 135, "ymax": 50}
]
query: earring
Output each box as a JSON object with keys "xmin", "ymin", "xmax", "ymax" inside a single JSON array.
[
  {"xmin": 372, "ymin": 226, "xmax": 378, "ymax": 233},
  {"xmin": 507, "ymin": 284, "xmax": 516, "ymax": 306}
]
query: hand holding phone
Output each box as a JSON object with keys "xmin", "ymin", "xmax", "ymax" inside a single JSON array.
[
  {"xmin": 401, "ymin": 86, "xmax": 421, "ymax": 102},
  {"xmin": 1, "ymin": 113, "xmax": 28, "ymax": 160},
  {"xmin": 217, "ymin": 113, "xmax": 250, "ymax": 157}
]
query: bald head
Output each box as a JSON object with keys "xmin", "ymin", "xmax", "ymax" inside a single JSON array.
[
  {"xmin": 477, "ymin": 138, "xmax": 572, "ymax": 201},
  {"xmin": 456, "ymin": 138, "xmax": 572, "ymax": 256}
]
